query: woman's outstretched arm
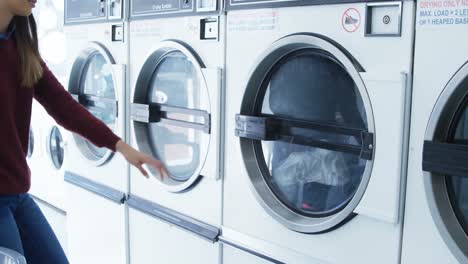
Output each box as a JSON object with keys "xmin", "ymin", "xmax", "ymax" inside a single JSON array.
[{"xmin": 33, "ymin": 62, "xmax": 168, "ymax": 178}]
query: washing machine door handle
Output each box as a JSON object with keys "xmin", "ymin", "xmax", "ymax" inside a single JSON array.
[
  {"xmin": 70, "ymin": 93, "xmax": 118, "ymax": 117},
  {"xmin": 235, "ymin": 114, "xmax": 374, "ymax": 160},
  {"xmin": 130, "ymin": 103, "xmax": 211, "ymax": 134},
  {"xmin": 126, "ymin": 195, "xmax": 220, "ymax": 242},
  {"xmin": 423, "ymin": 140, "xmax": 468, "ymax": 177}
]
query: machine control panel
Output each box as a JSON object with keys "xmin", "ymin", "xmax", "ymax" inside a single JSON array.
[
  {"xmin": 65, "ymin": 0, "xmax": 124, "ymax": 24},
  {"xmin": 130, "ymin": 0, "xmax": 218, "ymax": 19},
  {"xmin": 365, "ymin": 2, "xmax": 402, "ymax": 36},
  {"xmin": 225, "ymin": 0, "xmax": 398, "ymax": 11}
]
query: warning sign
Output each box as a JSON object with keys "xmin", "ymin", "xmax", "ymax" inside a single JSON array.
[
  {"xmin": 418, "ymin": 0, "xmax": 468, "ymax": 27},
  {"xmin": 342, "ymin": 8, "xmax": 361, "ymax": 33}
]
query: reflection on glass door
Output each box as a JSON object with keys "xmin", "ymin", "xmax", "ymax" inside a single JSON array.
[
  {"xmin": 147, "ymin": 51, "xmax": 209, "ymax": 181},
  {"xmin": 80, "ymin": 52, "xmax": 117, "ymax": 159}
]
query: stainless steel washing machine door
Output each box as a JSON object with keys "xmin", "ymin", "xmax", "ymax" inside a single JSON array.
[
  {"xmin": 68, "ymin": 42, "xmax": 120, "ymax": 166},
  {"xmin": 235, "ymin": 34, "xmax": 375, "ymax": 233},
  {"xmin": 423, "ymin": 62, "xmax": 468, "ymax": 262},
  {"xmin": 131, "ymin": 40, "xmax": 212, "ymax": 193}
]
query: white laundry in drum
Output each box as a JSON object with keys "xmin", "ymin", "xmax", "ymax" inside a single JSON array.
[
  {"xmin": 0, "ymin": 247, "xmax": 26, "ymax": 264},
  {"xmin": 272, "ymin": 149, "xmax": 353, "ymax": 210}
]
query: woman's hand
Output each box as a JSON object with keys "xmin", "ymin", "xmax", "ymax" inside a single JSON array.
[{"xmin": 115, "ymin": 140, "xmax": 169, "ymax": 179}]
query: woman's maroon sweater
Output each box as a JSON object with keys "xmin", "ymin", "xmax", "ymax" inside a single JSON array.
[{"xmin": 0, "ymin": 37, "xmax": 121, "ymax": 195}]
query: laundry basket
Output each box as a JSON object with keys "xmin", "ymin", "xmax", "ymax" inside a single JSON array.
[{"xmin": 0, "ymin": 247, "xmax": 26, "ymax": 264}]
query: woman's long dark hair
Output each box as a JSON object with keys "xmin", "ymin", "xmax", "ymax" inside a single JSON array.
[{"xmin": 12, "ymin": 14, "xmax": 43, "ymax": 88}]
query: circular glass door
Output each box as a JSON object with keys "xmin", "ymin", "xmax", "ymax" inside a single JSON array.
[
  {"xmin": 236, "ymin": 35, "xmax": 374, "ymax": 233},
  {"xmin": 68, "ymin": 44, "xmax": 118, "ymax": 166},
  {"xmin": 27, "ymin": 128, "xmax": 34, "ymax": 158},
  {"xmin": 423, "ymin": 62, "xmax": 468, "ymax": 261},
  {"xmin": 48, "ymin": 126, "xmax": 64, "ymax": 169},
  {"xmin": 132, "ymin": 41, "xmax": 211, "ymax": 191}
]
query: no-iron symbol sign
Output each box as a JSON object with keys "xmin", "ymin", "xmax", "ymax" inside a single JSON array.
[{"xmin": 342, "ymin": 8, "xmax": 361, "ymax": 33}]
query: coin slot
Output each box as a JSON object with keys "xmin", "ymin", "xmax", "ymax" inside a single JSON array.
[
  {"xmin": 365, "ymin": 2, "xmax": 402, "ymax": 37},
  {"xmin": 200, "ymin": 18, "xmax": 219, "ymax": 40}
]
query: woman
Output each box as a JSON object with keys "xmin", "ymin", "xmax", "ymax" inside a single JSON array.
[{"xmin": 0, "ymin": 0, "xmax": 168, "ymax": 263}]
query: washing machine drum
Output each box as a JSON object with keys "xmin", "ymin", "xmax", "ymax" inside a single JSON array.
[
  {"xmin": 268, "ymin": 51, "xmax": 366, "ymax": 128},
  {"xmin": 446, "ymin": 163, "xmax": 468, "ymax": 233},
  {"xmin": 236, "ymin": 39, "xmax": 374, "ymax": 233}
]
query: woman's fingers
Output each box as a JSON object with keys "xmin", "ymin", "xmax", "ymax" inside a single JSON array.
[
  {"xmin": 135, "ymin": 161, "xmax": 149, "ymax": 178},
  {"xmin": 118, "ymin": 143, "xmax": 164, "ymax": 180},
  {"xmin": 155, "ymin": 161, "xmax": 169, "ymax": 180},
  {"xmin": 151, "ymin": 160, "xmax": 167, "ymax": 180},
  {"xmin": 162, "ymin": 166, "xmax": 170, "ymax": 180},
  {"xmin": 157, "ymin": 168, "xmax": 164, "ymax": 181},
  {"xmin": 144, "ymin": 156, "xmax": 169, "ymax": 180},
  {"xmin": 161, "ymin": 166, "xmax": 170, "ymax": 179}
]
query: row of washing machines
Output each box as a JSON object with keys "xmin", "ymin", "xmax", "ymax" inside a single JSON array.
[{"xmin": 26, "ymin": 0, "xmax": 468, "ymax": 263}]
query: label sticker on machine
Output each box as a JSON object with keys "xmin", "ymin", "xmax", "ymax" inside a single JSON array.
[
  {"xmin": 342, "ymin": 8, "xmax": 361, "ymax": 33},
  {"xmin": 65, "ymin": 0, "xmax": 106, "ymax": 23},
  {"xmin": 228, "ymin": 10, "xmax": 279, "ymax": 32},
  {"xmin": 129, "ymin": 20, "xmax": 164, "ymax": 38},
  {"xmin": 130, "ymin": 0, "xmax": 194, "ymax": 18},
  {"xmin": 418, "ymin": 0, "xmax": 468, "ymax": 27}
]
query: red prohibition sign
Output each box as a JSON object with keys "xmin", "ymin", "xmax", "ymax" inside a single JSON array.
[{"xmin": 342, "ymin": 8, "xmax": 361, "ymax": 33}]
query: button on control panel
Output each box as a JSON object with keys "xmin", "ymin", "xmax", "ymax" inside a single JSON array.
[
  {"xmin": 197, "ymin": 0, "xmax": 217, "ymax": 12},
  {"xmin": 100, "ymin": 0, "xmax": 106, "ymax": 16},
  {"xmin": 109, "ymin": 0, "xmax": 123, "ymax": 20}
]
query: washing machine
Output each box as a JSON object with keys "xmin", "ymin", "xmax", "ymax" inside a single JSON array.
[
  {"xmin": 27, "ymin": 101, "xmax": 44, "ymax": 199},
  {"xmin": 29, "ymin": 104, "xmax": 68, "ymax": 214},
  {"xmin": 29, "ymin": 121, "xmax": 69, "ymax": 255},
  {"xmin": 62, "ymin": 0, "xmax": 129, "ymax": 263},
  {"xmin": 127, "ymin": 0, "xmax": 224, "ymax": 263},
  {"xmin": 220, "ymin": 1, "xmax": 415, "ymax": 263},
  {"xmin": 29, "ymin": 0, "xmax": 68, "ymax": 211},
  {"xmin": 30, "ymin": 119, "xmax": 68, "ymax": 209},
  {"xmin": 29, "ymin": 106, "xmax": 68, "ymax": 213},
  {"xmin": 401, "ymin": 2, "xmax": 468, "ymax": 263}
]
